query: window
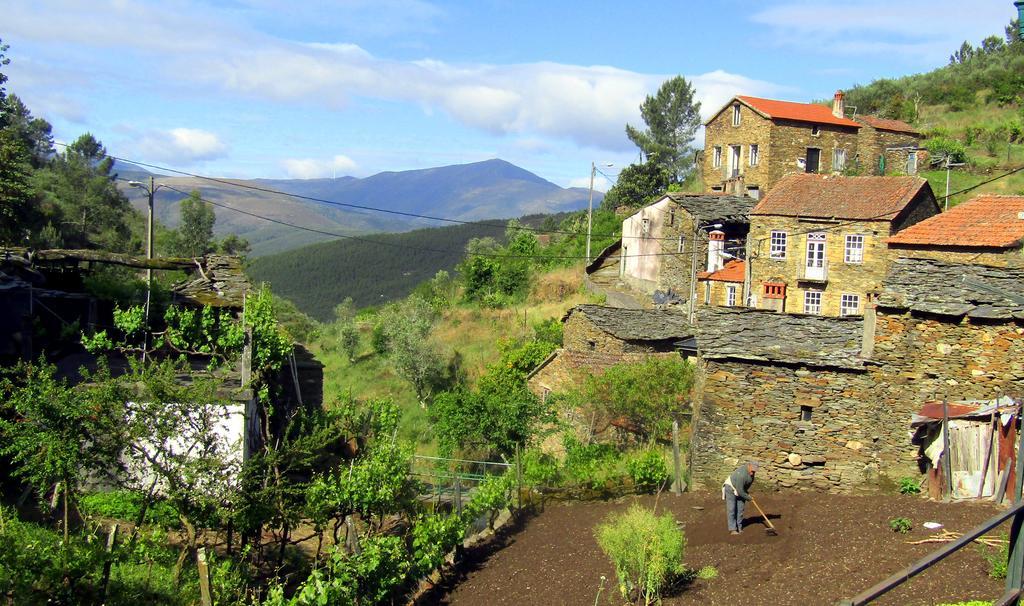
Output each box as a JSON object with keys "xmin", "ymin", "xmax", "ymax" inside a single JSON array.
[
  {"xmin": 804, "ymin": 290, "xmax": 822, "ymax": 315},
  {"xmin": 726, "ymin": 285, "xmax": 737, "ymax": 307},
  {"xmin": 587, "ymin": 340, "xmax": 596, "ymax": 350},
  {"xmin": 749, "ymin": 144, "xmax": 759, "ymax": 166},
  {"xmin": 769, "ymin": 230, "xmax": 787, "ymax": 259},
  {"xmin": 541, "ymin": 388, "xmax": 551, "ymax": 403},
  {"xmin": 746, "ymin": 186, "xmax": 761, "ymax": 200},
  {"xmin": 844, "ymin": 234, "xmax": 864, "ymax": 264},
  {"xmin": 729, "ymin": 145, "xmax": 741, "ymax": 178},
  {"xmin": 704, "ymin": 282, "xmax": 712, "ymax": 305},
  {"xmin": 713, "ymin": 146, "xmax": 722, "ymax": 168},
  {"xmin": 677, "ymin": 235, "xmax": 685, "ymax": 253},
  {"xmin": 811, "ymin": 125, "xmax": 821, "ymax": 136},
  {"xmin": 800, "ymin": 405, "xmax": 813, "ymax": 421},
  {"xmin": 840, "ymin": 294, "xmax": 861, "ymax": 317},
  {"xmin": 907, "ymin": 151, "xmax": 918, "ymax": 175},
  {"xmin": 668, "ymin": 208, "xmax": 675, "ymax": 226},
  {"xmin": 641, "ymin": 217, "xmax": 650, "ymax": 235},
  {"xmin": 763, "ymin": 282, "xmax": 786, "ymax": 299},
  {"xmin": 833, "ymin": 148, "xmax": 847, "ymax": 171},
  {"xmin": 732, "ymin": 103, "xmax": 741, "ymax": 126}
]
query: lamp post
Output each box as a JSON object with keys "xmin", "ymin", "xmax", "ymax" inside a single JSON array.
[
  {"xmin": 585, "ymin": 162, "xmax": 613, "ymax": 262},
  {"xmin": 128, "ymin": 177, "xmax": 169, "ymax": 358}
]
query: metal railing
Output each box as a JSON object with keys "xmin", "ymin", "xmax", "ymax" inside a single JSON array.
[{"xmin": 838, "ymin": 430, "xmax": 1024, "ymax": 605}]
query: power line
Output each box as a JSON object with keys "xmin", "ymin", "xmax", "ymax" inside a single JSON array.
[{"xmin": 943, "ymin": 164, "xmax": 1024, "ymax": 199}]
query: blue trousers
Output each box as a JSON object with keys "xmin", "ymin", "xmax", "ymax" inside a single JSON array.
[{"xmin": 725, "ymin": 490, "xmax": 745, "ymax": 531}]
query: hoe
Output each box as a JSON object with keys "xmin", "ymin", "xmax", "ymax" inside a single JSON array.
[{"xmin": 750, "ymin": 497, "xmax": 778, "ymax": 536}]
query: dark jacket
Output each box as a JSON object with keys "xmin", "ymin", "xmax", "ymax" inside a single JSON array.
[{"xmin": 727, "ymin": 465, "xmax": 755, "ymax": 501}]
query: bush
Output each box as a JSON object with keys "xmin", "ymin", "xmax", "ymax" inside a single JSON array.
[
  {"xmin": 695, "ymin": 565, "xmax": 718, "ymax": 580},
  {"xmin": 562, "ymin": 433, "xmax": 625, "ymax": 490},
  {"xmin": 627, "ymin": 448, "xmax": 669, "ymax": 493},
  {"xmin": 595, "ymin": 504, "xmax": 685, "ymax": 604},
  {"xmin": 925, "ymin": 136, "xmax": 968, "ymax": 163},
  {"xmin": 521, "ymin": 449, "xmax": 560, "ymax": 489},
  {"xmin": 889, "ymin": 517, "xmax": 913, "ymax": 534},
  {"xmin": 532, "ymin": 317, "xmax": 563, "ymax": 346},
  {"xmin": 982, "ymin": 533, "xmax": 1009, "ymax": 580},
  {"xmin": 79, "ymin": 490, "xmax": 181, "ymax": 528},
  {"xmin": 411, "ymin": 513, "xmax": 465, "ymax": 577},
  {"xmin": 466, "ymin": 472, "xmax": 514, "ymax": 529},
  {"xmin": 897, "ymin": 477, "xmax": 921, "ymax": 495}
]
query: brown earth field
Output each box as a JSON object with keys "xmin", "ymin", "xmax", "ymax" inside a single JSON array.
[{"xmin": 422, "ymin": 491, "xmax": 1007, "ymax": 606}]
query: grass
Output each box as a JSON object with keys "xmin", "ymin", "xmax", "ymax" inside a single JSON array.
[{"xmin": 314, "ymin": 264, "xmax": 595, "ymax": 454}]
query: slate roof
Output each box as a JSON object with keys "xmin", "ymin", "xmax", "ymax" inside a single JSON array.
[
  {"xmin": 663, "ymin": 192, "xmax": 756, "ymax": 223},
  {"xmin": 856, "ymin": 115, "xmax": 920, "ymax": 135},
  {"xmin": 887, "ymin": 195, "xmax": 1024, "ymax": 248},
  {"xmin": 697, "ymin": 259, "xmax": 745, "ymax": 282},
  {"xmin": 733, "ymin": 95, "xmax": 862, "ymax": 128},
  {"xmin": 565, "ymin": 304, "xmax": 693, "ymax": 341},
  {"xmin": 695, "ymin": 307, "xmax": 866, "ymax": 369},
  {"xmin": 171, "ymin": 256, "xmax": 251, "ymax": 309},
  {"xmin": 750, "ymin": 174, "xmax": 932, "ymax": 221},
  {"xmin": 877, "ymin": 257, "xmax": 1024, "ymax": 319},
  {"xmin": 526, "ymin": 349, "xmax": 679, "ymax": 381}
]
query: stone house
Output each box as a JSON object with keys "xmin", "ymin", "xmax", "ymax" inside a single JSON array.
[
  {"xmin": 616, "ymin": 192, "xmax": 754, "ymax": 305},
  {"xmin": 703, "ymin": 92, "xmax": 922, "ymax": 196},
  {"xmin": 689, "ymin": 258, "xmax": 1024, "ymax": 493},
  {"xmin": 747, "ymin": 174, "xmax": 939, "ymax": 316},
  {"xmin": 854, "ymin": 115, "xmax": 926, "ymax": 176},
  {"xmin": 887, "ymin": 194, "xmax": 1024, "ymax": 267},
  {"xmin": 696, "ymin": 259, "xmax": 745, "ymax": 308},
  {"xmin": 527, "ymin": 304, "xmax": 693, "ymax": 399}
]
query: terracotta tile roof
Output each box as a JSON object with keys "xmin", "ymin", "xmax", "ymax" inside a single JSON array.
[
  {"xmin": 856, "ymin": 115, "xmax": 920, "ymax": 135},
  {"xmin": 735, "ymin": 95, "xmax": 862, "ymax": 128},
  {"xmin": 886, "ymin": 195, "xmax": 1024, "ymax": 248},
  {"xmin": 750, "ymin": 174, "xmax": 933, "ymax": 221},
  {"xmin": 697, "ymin": 259, "xmax": 745, "ymax": 282}
]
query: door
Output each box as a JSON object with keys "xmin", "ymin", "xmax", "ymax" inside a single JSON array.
[
  {"xmin": 805, "ymin": 148, "xmax": 820, "ymax": 173},
  {"xmin": 805, "ymin": 233, "xmax": 826, "ymax": 280},
  {"xmin": 729, "ymin": 145, "xmax": 741, "ymax": 178}
]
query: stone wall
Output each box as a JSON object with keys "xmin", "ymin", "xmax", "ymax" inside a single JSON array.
[
  {"xmin": 562, "ymin": 313, "xmax": 670, "ymax": 354},
  {"xmin": 697, "ymin": 279, "xmax": 744, "ymax": 308},
  {"xmin": 888, "ymin": 245, "xmax": 1024, "ymax": 268},
  {"xmin": 748, "ymin": 216, "xmax": 893, "ymax": 316},
  {"xmin": 690, "ymin": 309, "xmax": 1024, "ymax": 493},
  {"xmin": 766, "ymin": 119, "xmax": 860, "ymax": 188},
  {"xmin": 857, "ymin": 126, "xmax": 925, "ymax": 175}
]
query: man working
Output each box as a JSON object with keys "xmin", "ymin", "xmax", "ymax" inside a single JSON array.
[{"xmin": 723, "ymin": 461, "xmax": 758, "ymax": 535}]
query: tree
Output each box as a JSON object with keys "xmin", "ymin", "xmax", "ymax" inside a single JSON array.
[
  {"xmin": 376, "ymin": 296, "xmax": 444, "ymax": 404},
  {"xmin": 37, "ymin": 133, "xmax": 138, "ymax": 251},
  {"xmin": 339, "ymin": 321, "xmax": 360, "ymax": 362},
  {"xmin": 625, "ymin": 76, "xmax": 702, "ymax": 182},
  {"xmin": 0, "ymin": 128, "xmax": 37, "ymax": 245},
  {"xmin": 218, "ymin": 233, "xmax": 251, "ymax": 256},
  {"xmin": 174, "ymin": 190, "xmax": 216, "ymax": 257},
  {"xmin": 0, "ymin": 37, "xmax": 9, "ymax": 102},
  {"xmin": 1, "ymin": 94, "xmax": 54, "ymax": 166},
  {"xmin": 600, "ymin": 159, "xmax": 670, "ymax": 211}
]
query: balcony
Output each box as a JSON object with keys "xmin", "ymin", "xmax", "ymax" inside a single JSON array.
[{"xmin": 798, "ymin": 258, "xmax": 829, "ymax": 283}]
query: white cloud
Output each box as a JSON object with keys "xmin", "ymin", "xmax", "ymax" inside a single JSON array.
[
  {"xmin": 135, "ymin": 128, "xmax": 228, "ymax": 163},
  {"xmin": 751, "ymin": 0, "xmax": 1012, "ymax": 60},
  {"xmin": 5, "ymin": 0, "xmax": 786, "ymax": 153},
  {"xmin": 282, "ymin": 155, "xmax": 359, "ymax": 179}
]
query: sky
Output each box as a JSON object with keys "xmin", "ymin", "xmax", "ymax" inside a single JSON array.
[{"xmin": 2, "ymin": 0, "xmax": 1017, "ymax": 191}]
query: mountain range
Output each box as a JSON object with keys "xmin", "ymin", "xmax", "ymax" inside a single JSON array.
[{"xmin": 118, "ymin": 159, "xmax": 600, "ymax": 256}]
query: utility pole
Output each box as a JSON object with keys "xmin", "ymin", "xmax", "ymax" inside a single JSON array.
[
  {"xmin": 145, "ymin": 175, "xmax": 155, "ymax": 358},
  {"xmin": 586, "ymin": 161, "xmax": 595, "ymax": 262}
]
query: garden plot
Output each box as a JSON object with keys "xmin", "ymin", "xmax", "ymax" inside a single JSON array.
[{"xmin": 427, "ymin": 492, "xmax": 1004, "ymax": 606}]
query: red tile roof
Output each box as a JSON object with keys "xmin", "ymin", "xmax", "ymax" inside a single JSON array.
[
  {"xmin": 697, "ymin": 259, "xmax": 745, "ymax": 282},
  {"xmin": 856, "ymin": 115, "xmax": 920, "ymax": 135},
  {"xmin": 750, "ymin": 174, "xmax": 933, "ymax": 221},
  {"xmin": 735, "ymin": 95, "xmax": 862, "ymax": 128},
  {"xmin": 887, "ymin": 195, "xmax": 1024, "ymax": 248}
]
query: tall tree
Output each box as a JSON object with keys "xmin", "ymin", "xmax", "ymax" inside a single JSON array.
[
  {"xmin": 625, "ymin": 76, "xmax": 702, "ymax": 182},
  {"xmin": 0, "ymin": 37, "xmax": 9, "ymax": 102},
  {"xmin": 599, "ymin": 159, "xmax": 670, "ymax": 211},
  {"xmin": 0, "ymin": 128, "xmax": 37, "ymax": 245},
  {"xmin": 1, "ymin": 94, "xmax": 54, "ymax": 167},
  {"xmin": 175, "ymin": 189, "xmax": 216, "ymax": 257},
  {"xmin": 37, "ymin": 133, "xmax": 138, "ymax": 251}
]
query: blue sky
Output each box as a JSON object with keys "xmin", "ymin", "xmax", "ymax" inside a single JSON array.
[{"xmin": 3, "ymin": 0, "xmax": 1016, "ymax": 190}]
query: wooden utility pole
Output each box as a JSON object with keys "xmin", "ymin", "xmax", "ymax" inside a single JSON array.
[{"xmin": 671, "ymin": 419, "xmax": 684, "ymax": 494}]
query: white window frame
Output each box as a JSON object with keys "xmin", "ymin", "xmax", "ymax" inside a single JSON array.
[
  {"xmin": 804, "ymin": 290, "xmax": 822, "ymax": 315},
  {"xmin": 833, "ymin": 148, "xmax": 847, "ymax": 171},
  {"xmin": 704, "ymin": 281, "xmax": 712, "ymax": 305},
  {"xmin": 729, "ymin": 145, "xmax": 741, "ymax": 177},
  {"xmin": 844, "ymin": 234, "xmax": 864, "ymax": 264},
  {"xmin": 732, "ymin": 104, "xmax": 741, "ymax": 126},
  {"xmin": 749, "ymin": 144, "xmax": 759, "ymax": 167},
  {"xmin": 713, "ymin": 146, "xmax": 722, "ymax": 168},
  {"xmin": 726, "ymin": 284, "xmax": 737, "ymax": 307},
  {"xmin": 811, "ymin": 125, "xmax": 821, "ymax": 137},
  {"xmin": 769, "ymin": 230, "xmax": 788, "ymax": 259},
  {"xmin": 677, "ymin": 234, "xmax": 685, "ymax": 254},
  {"xmin": 840, "ymin": 293, "xmax": 861, "ymax": 317},
  {"xmin": 641, "ymin": 217, "xmax": 650, "ymax": 235},
  {"xmin": 907, "ymin": 151, "xmax": 918, "ymax": 175}
]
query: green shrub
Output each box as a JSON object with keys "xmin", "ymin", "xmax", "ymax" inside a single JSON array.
[
  {"xmin": 532, "ymin": 317, "xmax": 563, "ymax": 346},
  {"xmin": 79, "ymin": 490, "xmax": 181, "ymax": 528},
  {"xmin": 521, "ymin": 449, "xmax": 560, "ymax": 489},
  {"xmin": 981, "ymin": 533, "xmax": 1009, "ymax": 580},
  {"xmin": 897, "ymin": 477, "xmax": 921, "ymax": 495},
  {"xmin": 889, "ymin": 517, "xmax": 913, "ymax": 534},
  {"xmin": 562, "ymin": 433, "xmax": 625, "ymax": 490},
  {"xmin": 695, "ymin": 565, "xmax": 718, "ymax": 580},
  {"xmin": 627, "ymin": 448, "xmax": 669, "ymax": 493},
  {"xmin": 411, "ymin": 513, "xmax": 465, "ymax": 577},
  {"xmin": 925, "ymin": 136, "xmax": 968, "ymax": 163},
  {"xmin": 595, "ymin": 504, "xmax": 685, "ymax": 604},
  {"xmin": 466, "ymin": 472, "xmax": 514, "ymax": 528}
]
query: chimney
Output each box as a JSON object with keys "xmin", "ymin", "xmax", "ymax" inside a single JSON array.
[
  {"xmin": 832, "ymin": 90, "xmax": 845, "ymax": 119},
  {"xmin": 707, "ymin": 230, "xmax": 726, "ymax": 272}
]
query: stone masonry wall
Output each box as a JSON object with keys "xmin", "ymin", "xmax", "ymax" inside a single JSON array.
[
  {"xmin": 703, "ymin": 103, "xmax": 773, "ymax": 195},
  {"xmin": 766, "ymin": 119, "xmax": 860, "ymax": 188},
  {"xmin": 857, "ymin": 126, "xmax": 925, "ymax": 175},
  {"xmin": 697, "ymin": 279, "xmax": 744, "ymax": 308},
  {"xmin": 562, "ymin": 313, "xmax": 665, "ymax": 355},
  {"xmin": 690, "ymin": 310, "xmax": 1024, "ymax": 493},
  {"xmin": 748, "ymin": 216, "xmax": 892, "ymax": 316}
]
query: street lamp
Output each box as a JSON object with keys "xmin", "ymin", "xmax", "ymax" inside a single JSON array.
[
  {"xmin": 586, "ymin": 162, "xmax": 614, "ymax": 262},
  {"xmin": 128, "ymin": 176, "xmax": 170, "ymax": 358}
]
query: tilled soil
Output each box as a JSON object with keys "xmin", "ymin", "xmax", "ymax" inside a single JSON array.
[{"xmin": 426, "ymin": 492, "xmax": 1004, "ymax": 606}]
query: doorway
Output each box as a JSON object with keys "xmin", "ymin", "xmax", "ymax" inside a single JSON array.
[{"xmin": 805, "ymin": 148, "xmax": 820, "ymax": 173}]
